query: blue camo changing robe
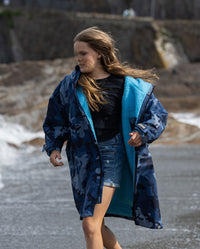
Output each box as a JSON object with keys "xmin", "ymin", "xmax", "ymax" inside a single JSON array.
[{"xmin": 43, "ymin": 66, "xmax": 168, "ymax": 229}]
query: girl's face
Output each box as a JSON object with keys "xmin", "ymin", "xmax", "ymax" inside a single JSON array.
[{"xmin": 74, "ymin": 41, "xmax": 102, "ymax": 75}]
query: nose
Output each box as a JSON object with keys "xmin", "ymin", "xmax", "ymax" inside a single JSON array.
[{"xmin": 77, "ymin": 55, "xmax": 82, "ymax": 63}]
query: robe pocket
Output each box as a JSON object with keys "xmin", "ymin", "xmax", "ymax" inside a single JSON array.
[
  {"xmin": 71, "ymin": 123, "xmax": 82, "ymax": 130},
  {"xmin": 70, "ymin": 123, "xmax": 83, "ymax": 144},
  {"xmin": 66, "ymin": 148, "xmax": 75, "ymax": 177},
  {"xmin": 137, "ymin": 155, "xmax": 153, "ymax": 169}
]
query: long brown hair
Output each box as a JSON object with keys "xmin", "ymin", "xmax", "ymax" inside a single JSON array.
[{"xmin": 73, "ymin": 26, "xmax": 158, "ymax": 111}]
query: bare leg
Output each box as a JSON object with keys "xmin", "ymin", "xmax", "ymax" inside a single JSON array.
[
  {"xmin": 101, "ymin": 220, "xmax": 122, "ymax": 249},
  {"xmin": 82, "ymin": 186, "xmax": 121, "ymax": 249}
]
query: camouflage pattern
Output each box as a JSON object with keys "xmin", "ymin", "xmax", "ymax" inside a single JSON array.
[{"xmin": 43, "ymin": 66, "xmax": 168, "ymax": 229}]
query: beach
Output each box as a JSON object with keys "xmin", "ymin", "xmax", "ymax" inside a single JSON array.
[{"xmin": 0, "ymin": 144, "xmax": 199, "ymax": 249}]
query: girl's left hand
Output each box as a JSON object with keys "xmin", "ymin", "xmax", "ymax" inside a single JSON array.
[{"xmin": 128, "ymin": 131, "xmax": 142, "ymax": 147}]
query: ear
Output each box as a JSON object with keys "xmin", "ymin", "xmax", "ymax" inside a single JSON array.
[{"xmin": 97, "ymin": 52, "xmax": 102, "ymax": 59}]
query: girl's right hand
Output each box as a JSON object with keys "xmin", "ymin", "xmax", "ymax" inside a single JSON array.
[{"xmin": 50, "ymin": 151, "xmax": 64, "ymax": 167}]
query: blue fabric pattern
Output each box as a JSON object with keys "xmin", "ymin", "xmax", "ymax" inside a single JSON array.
[{"xmin": 43, "ymin": 66, "xmax": 168, "ymax": 229}]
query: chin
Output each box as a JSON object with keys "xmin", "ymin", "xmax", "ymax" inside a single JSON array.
[{"xmin": 80, "ymin": 68, "xmax": 92, "ymax": 74}]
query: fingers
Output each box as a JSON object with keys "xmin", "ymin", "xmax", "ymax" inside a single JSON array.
[
  {"xmin": 50, "ymin": 151, "xmax": 64, "ymax": 167},
  {"xmin": 128, "ymin": 131, "xmax": 142, "ymax": 147}
]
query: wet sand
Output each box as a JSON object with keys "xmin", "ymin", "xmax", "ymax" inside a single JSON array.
[{"xmin": 0, "ymin": 144, "xmax": 199, "ymax": 249}]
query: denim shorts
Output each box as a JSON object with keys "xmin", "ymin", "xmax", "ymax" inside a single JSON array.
[{"xmin": 98, "ymin": 133, "xmax": 125, "ymax": 188}]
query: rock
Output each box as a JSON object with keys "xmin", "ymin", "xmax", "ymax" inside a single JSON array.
[
  {"xmin": 23, "ymin": 137, "xmax": 45, "ymax": 146},
  {"xmin": 156, "ymin": 62, "xmax": 200, "ymax": 112},
  {"xmin": 156, "ymin": 115, "xmax": 200, "ymax": 144},
  {"xmin": 0, "ymin": 57, "xmax": 76, "ymax": 131}
]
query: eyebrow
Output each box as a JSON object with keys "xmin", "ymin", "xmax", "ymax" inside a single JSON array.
[{"xmin": 74, "ymin": 50, "xmax": 87, "ymax": 55}]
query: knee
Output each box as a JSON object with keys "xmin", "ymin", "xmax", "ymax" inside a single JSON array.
[{"xmin": 82, "ymin": 218, "xmax": 100, "ymax": 238}]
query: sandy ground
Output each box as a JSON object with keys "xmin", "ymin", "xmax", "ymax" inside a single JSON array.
[{"xmin": 0, "ymin": 144, "xmax": 199, "ymax": 249}]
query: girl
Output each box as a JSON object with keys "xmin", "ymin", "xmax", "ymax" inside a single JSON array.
[{"xmin": 43, "ymin": 27, "xmax": 168, "ymax": 249}]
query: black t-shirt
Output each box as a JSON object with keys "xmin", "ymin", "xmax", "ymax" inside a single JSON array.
[{"xmin": 90, "ymin": 74, "xmax": 125, "ymax": 142}]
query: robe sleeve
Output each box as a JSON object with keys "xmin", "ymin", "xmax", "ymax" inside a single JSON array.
[
  {"xmin": 134, "ymin": 93, "xmax": 168, "ymax": 144},
  {"xmin": 43, "ymin": 84, "xmax": 69, "ymax": 156}
]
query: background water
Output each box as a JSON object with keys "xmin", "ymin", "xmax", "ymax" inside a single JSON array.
[
  {"xmin": 0, "ymin": 116, "xmax": 200, "ymax": 248},
  {"xmin": 171, "ymin": 113, "xmax": 200, "ymax": 129}
]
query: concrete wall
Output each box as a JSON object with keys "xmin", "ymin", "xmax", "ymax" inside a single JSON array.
[
  {"xmin": 3, "ymin": 0, "xmax": 200, "ymax": 19},
  {"xmin": 0, "ymin": 9, "xmax": 200, "ymax": 67},
  {"xmin": 0, "ymin": 18, "xmax": 13, "ymax": 63}
]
